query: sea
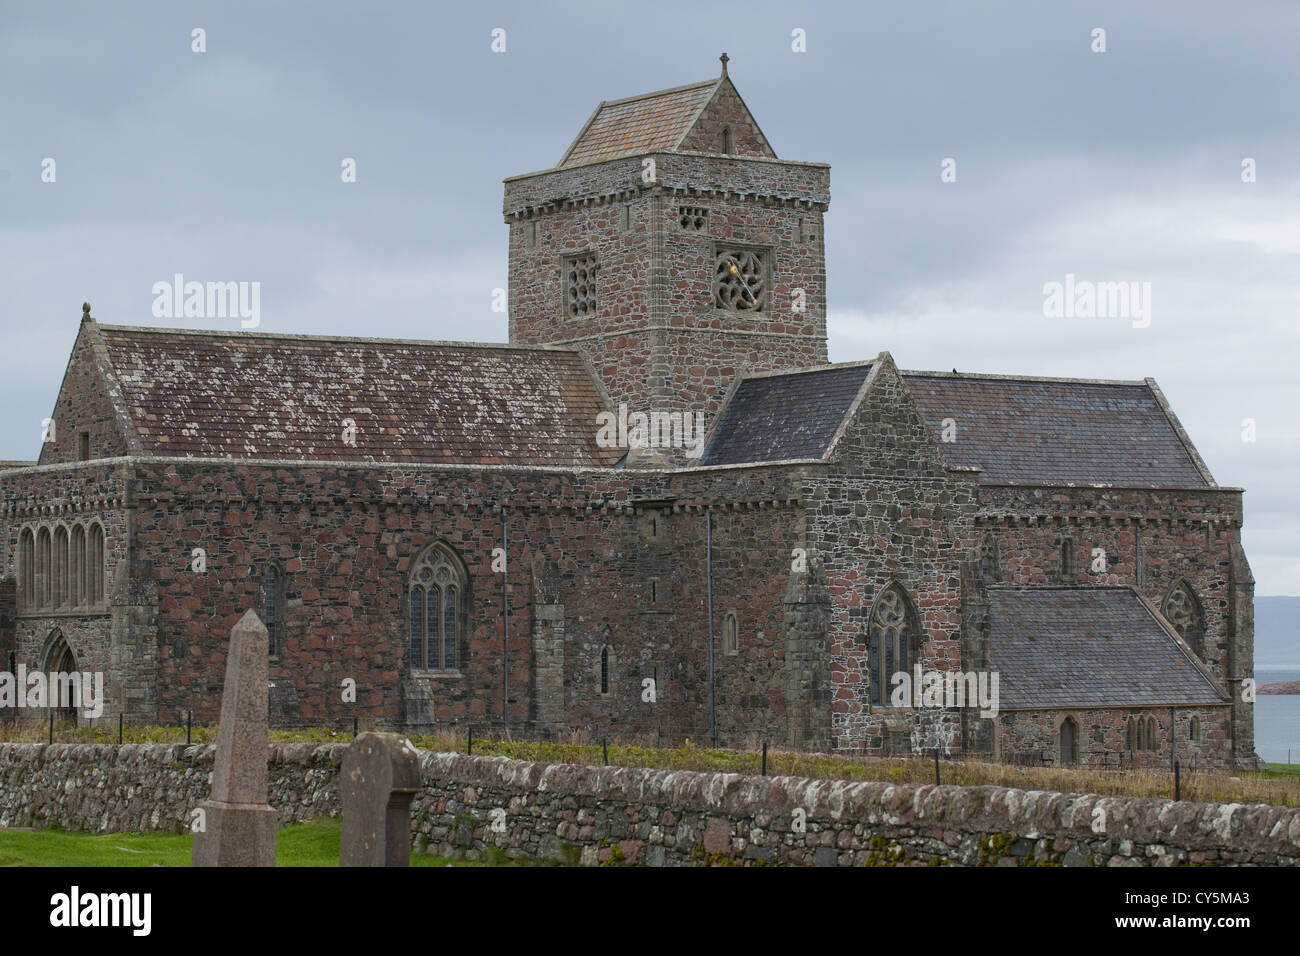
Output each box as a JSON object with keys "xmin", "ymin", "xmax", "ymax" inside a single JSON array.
[{"xmin": 1254, "ymin": 666, "xmax": 1300, "ymax": 765}]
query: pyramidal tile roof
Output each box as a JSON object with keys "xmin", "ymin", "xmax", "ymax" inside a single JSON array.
[
  {"xmin": 559, "ymin": 78, "xmax": 721, "ymax": 167},
  {"xmin": 94, "ymin": 324, "xmax": 622, "ymax": 468}
]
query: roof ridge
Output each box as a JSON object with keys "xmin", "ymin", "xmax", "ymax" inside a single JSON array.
[
  {"xmin": 737, "ymin": 360, "xmax": 873, "ymax": 381},
  {"xmin": 902, "ymin": 368, "xmax": 1150, "ymax": 387},
  {"xmin": 95, "ymin": 323, "xmax": 584, "ymax": 354},
  {"xmin": 597, "ymin": 77, "xmax": 718, "ymax": 110}
]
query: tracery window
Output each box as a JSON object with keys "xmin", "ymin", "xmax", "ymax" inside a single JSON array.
[
  {"xmin": 1163, "ymin": 582, "xmax": 1205, "ymax": 658},
  {"xmin": 408, "ymin": 545, "xmax": 466, "ymax": 672},
  {"xmin": 714, "ymin": 247, "xmax": 768, "ymax": 312},
  {"xmin": 564, "ymin": 253, "xmax": 598, "ymax": 319},
  {"xmin": 868, "ymin": 583, "xmax": 921, "ymax": 707}
]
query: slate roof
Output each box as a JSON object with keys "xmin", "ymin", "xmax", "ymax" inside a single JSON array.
[
  {"xmin": 698, "ymin": 364, "xmax": 871, "ymax": 466},
  {"xmin": 95, "ymin": 325, "xmax": 622, "ymax": 468},
  {"xmin": 988, "ymin": 588, "xmax": 1226, "ymax": 708},
  {"xmin": 559, "ymin": 79, "xmax": 719, "ymax": 167},
  {"xmin": 903, "ymin": 374, "xmax": 1211, "ymax": 487}
]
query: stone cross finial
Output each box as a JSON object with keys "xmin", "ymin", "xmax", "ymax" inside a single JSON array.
[
  {"xmin": 719, "ymin": 52, "xmax": 729, "ymax": 76},
  {"xmin": 191, "ymin": 608, "xmax": 278, "ymax": 867}
]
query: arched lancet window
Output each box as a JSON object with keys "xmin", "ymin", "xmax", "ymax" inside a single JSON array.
[
  {"xmin": 1163, "ymin": 581, "xmax": 1205, "ymax": 658},
  {"xmin": 87, "ymin": 523, "xmax": 104, "ymax": 606},
  {"xmin": 723, "ymin": 612, "xmax": 739, "ymax": 656},
  {"xmin": 722, "ymin": 126, "xmax": 732, "ymax": 154},
  {"xmin": 36, "ymin": 527, "xmax": 51, "ymax": 608},
  {"xmin": 1189, "ymin": 715, "xmax": 1201, "ymax": 743},
  {"xmin": 408, "ymin": 545, "xmax": 466, "ymax": 672},
  {"xmin": 262, "ymin": 564, "xmax": 284, "ymax": 656},
  {"xmin": 1060, "ymin": 538, "xmax": 1074, "ymax": 581},
  {"xmin": 1059, "ymin": 717, "xmax": 1078, "ymax": 765},
  {"xmin": 1146, "ymin": 716, "xmax": 1159, "ymax": 752},
  {"xmin": 19, "ymin": 528, "xmax": 35, "ymax": 610},
  {"xmin": 868, "ymin": 583, "xmax": 921, "ymax": 707},
  {"xmin": 600, "ymin": 646, "xmax": 610, "ymax": 695},
  {"xmin": 71, "ymin": 525, "xmax": 85, "ymax": 607},
  {"xmin": 978, "ymin": 533, "xmax": 1000, "ymax": 583},
  {"xmin": 53, "ymin": 526, "xmax": 68, "ymax": 608}
]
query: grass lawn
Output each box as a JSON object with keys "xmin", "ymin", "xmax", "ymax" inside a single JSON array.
[{"xmin": 0, "ymin": 817, "xmax": 517, "ymax": 867}]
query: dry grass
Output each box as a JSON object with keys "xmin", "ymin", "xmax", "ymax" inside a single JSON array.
[{"xmin": 4, "ymin": 723, "xmax": 1295, "ymax": 808}]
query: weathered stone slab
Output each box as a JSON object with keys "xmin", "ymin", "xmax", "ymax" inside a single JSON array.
[{"xmin": 340, "ymin": 732, "xmax": 421, "ymax": 866}]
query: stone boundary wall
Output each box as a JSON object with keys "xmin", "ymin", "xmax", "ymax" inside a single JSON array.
[{"xmin": 0, "ymin": 743, "xmax": 1295, "ymax": 866}]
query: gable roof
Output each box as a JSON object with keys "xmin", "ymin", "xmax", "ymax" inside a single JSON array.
[
  {"xmin": 558, "ymin": 69, "xmax": 775, "ymax": 167},
  {"xmin": 988, "ymin": 587, "xmax": 1226, "ymax": 708},
  {"xmin": 698, "ymin": 364, "xmax": 872, "ymax": 466},
  {"xmin": 903, "ymin": 373, "xmax": 1213, "ymax": 487},
  {"xmin": 93, "ymin": 324, "xmax": 622, "ymax": 468}
]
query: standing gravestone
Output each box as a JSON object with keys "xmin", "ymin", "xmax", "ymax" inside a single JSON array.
[
  {"xmin": 340, "ymin": 732, "xmax": 422, "ymax": 866},
  {"xmin": 192, "ymin": 609, "xmax": 278, "ymax": 867}
]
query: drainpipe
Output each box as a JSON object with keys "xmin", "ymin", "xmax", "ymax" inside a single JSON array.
[
  {"xmin": 502, "ymin": 506, "xmax": 511, "ymax": 742},
  {"xmin": 707, "ymin": 506, "xmax": 716, "ymax": 748}
]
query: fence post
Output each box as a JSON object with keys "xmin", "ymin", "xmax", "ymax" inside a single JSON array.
[
  {"xmin": 1174, "ymin": 760, "xmax": 1181, "ymax": 801},
  {"xmin": 48, "ymin": 711, "xmax": 53, "ymax": 744},
  {"xmin": 761, "ymin": 741, "xmax": 768, "ymax": 777},
  {"xmin": 602, "ymin": 738, "xmax": 608, "ymax": 766},
  {"xmin": 353, "ymin": 716, "xmax": 358, "ymax": 739},
  {"xmin": 118, "ymin": 713, "xmax": 123, "ymax": 745},
  {"xmin": 934, "ymin": 748, "xmax": 941, "ymax": 786},
  {"xmin": 186, "ymin": 710, "xmax": 192, "ymax": 746},
  {"xmin": 467, "ymin": 725, "xmax": 473, "ymax": 756}
]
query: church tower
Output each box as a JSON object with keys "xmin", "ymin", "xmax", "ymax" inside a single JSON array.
[{"xmin": 504, "ymin": 56, "xmax": 831, "ymax": 427}]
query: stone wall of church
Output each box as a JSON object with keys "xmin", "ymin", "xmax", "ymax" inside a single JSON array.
[
  {"xmin": 66, "ymin": 457, "xmax": 809, "ymax": 744},
  {"xmin": 0, "ymin": 462, "xmax": 128, "ymax": 718},
  {"xmin": 996, "ymin": 705, "xmax": 1235, "ymax": 772},
  {"xmin": 676, "ymin": 80, "xmax": 775, "ymax": 157},
  {"xmin": 802, "ymin": 359, "xmax": 981, "ymax": 754},
  {"xmin": 37, "ymin": 323, "xmax": 132, "ymax": 467},
  {"xmin": 973, "ymin": 484, "xmax": 1252, "ymax": 765},
  {"xmin": 506, "ymin": 153, "xmax": 829, "ymax": 417}
]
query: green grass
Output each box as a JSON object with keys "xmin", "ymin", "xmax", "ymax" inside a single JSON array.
[{"xmin": 0, "ymin": 818, "xmax": 504, "ymax": 867}]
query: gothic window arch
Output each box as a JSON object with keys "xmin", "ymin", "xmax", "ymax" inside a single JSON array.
[
  {"xmin": 408, "ymin": 543, "xmax": 468, "ymax": 673},
  {"xmin": 978, "ymin": 533, "xmax": 1000, "ymax": 583},
  {"xmin": 723, "ymin": 612, "xmax": 739, "ymax": 656},
  {"xmin": 1059, "ymin": 537, "xmax": 1075, "ymax": 581},
  {"xmin": 43, "ymin": 629, "xmax": 79, "ymax": 721},
  {"xmin": 868, "ymin": 583, "xmax": 922, "ymax": 707},
  {"xmin": 258, "ymin": 562, "xmax": 286, "ymax": 656},
  {"xmin": 71, "ymin": 524, "xmax": 85, "ymax": 607},
  {"xmin": 36, "ymin": 527, "xmax": 51, "ymax": 608},
  {"xmin": 86, "ymin": 522, "xmax": 104, "ymax": 606},
  {"xmin": 53, "ymin": 526, "xmax": 69, "ymax": 607},
  {"xmin": 1146, "ymin": 716, "xmax": 1159, "ymax": 751},
  {"xmin": 1189, "ymin": 715, "xmax": 1201, "ymax": 743},
  {"xmin": 722, "ymin": 126, "xmax": 732, "ymax": 154},
  {"xmin": 18, "ymin": 527, "xmax": 34, "ymax": 610},
  {"xmin": 1163, "ymin": 580, "xmax": 1205, "ymax": 658},
  {"xmin": 1059, "ymin": 716, "xmax": 1078, "ymax": 765}
]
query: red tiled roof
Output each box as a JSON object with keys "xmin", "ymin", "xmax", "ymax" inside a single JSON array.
[
  {"xmin": 97, "ymin": 325, "xmax": 621, "ymax": 468},
  {"xmin": 559, "ymin": 80, "xmax": 718, "ymax": 167}
]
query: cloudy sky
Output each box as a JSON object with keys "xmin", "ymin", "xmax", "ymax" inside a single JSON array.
[{"xmin": 1, "ymin": 1, "xmax": 1296, "ymax": 593}]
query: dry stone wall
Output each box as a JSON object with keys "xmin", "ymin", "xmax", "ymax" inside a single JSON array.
[{"xmin": 0, "ymin": 743, "xmax": 1294, "ymax": 866}]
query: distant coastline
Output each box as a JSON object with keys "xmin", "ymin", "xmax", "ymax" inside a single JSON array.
[{"xmin": 1258, "ymin": 681, "xmax": 1300, "ymax": 695}]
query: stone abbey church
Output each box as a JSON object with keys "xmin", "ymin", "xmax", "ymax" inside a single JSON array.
[{"xmin": 0, "ymin": 60, "xmax": 1258, "ymax": 769}]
